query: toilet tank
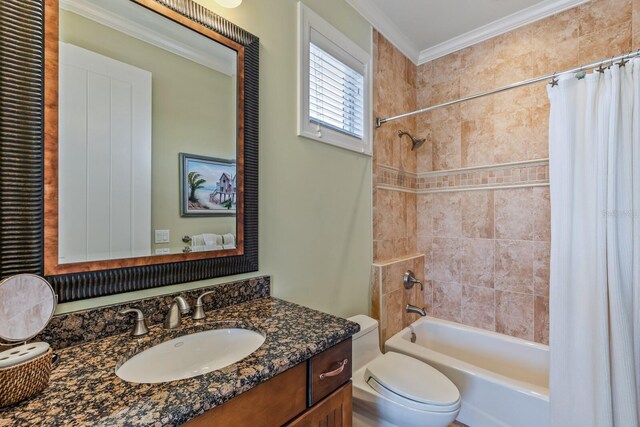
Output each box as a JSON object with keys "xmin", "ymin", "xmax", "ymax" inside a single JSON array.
[{"xmin": 347, "ymin": 315, "xmax": 383, "ymax": 371}]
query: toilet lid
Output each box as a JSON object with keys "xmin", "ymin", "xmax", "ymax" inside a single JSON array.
[{"xmin": 365, "ymin": 352, "xmax": 460, "ymax": 411}]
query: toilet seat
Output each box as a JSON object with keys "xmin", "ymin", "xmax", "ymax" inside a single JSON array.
[{"xmin": 364, "ymin": 352, "xmax": 461, "ymax": 413}]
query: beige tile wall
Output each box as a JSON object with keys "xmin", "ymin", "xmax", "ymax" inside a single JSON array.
[
  {"xmin": 373, "ymin": 0, "xmax": 637, "ymax": 346},
  {"xmin": 371, "ymin": 32, "xmax": 422, "ymax": 340},
  {"xmin": 372, "ymin": 31, "xmax": 419, "ymax": 263},
  {"xmin": 635, "ymin": 0, "xmax": 640, "ymax": 48},
  {"xmin": 418, "ymin": 187, "xmax": 550, "ymax": 343},
  {"xmin": 416, "ymin": 0, "xmax": 635, "ymax": 173}
]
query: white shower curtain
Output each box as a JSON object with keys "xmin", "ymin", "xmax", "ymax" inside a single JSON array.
[{"xmin": 548, "ymin": 59, "xmax": 640, "ymax": 427}]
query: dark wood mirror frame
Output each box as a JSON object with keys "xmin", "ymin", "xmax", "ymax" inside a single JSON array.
[{"xmin": 0, "ymin": 0, "xmax": 259, "ymax": 302}]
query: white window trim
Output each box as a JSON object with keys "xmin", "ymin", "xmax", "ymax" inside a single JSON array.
[{"xmin": 297, "ymin": 2, "xmax": 372, "ymax": 156}]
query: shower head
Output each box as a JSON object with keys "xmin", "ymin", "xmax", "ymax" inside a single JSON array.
[{"xmin": 398, "ymin": 130, "xmax": 426, "ymax": 151}]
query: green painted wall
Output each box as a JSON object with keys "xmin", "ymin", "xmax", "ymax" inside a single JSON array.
[
  {"xmin": 60, "ymin": 10, "xmax": 237, "ymax": 254},
  {"xmin": 56, "ymin": 0, "xmax": 373, "ymax": 319}
]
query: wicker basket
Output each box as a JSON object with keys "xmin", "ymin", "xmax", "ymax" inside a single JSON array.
[{"xmin": 0, "ymin": 348, "xmax": 52, "ymax": 408}]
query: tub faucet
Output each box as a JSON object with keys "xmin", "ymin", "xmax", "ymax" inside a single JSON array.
[
  {"xmin": 164, "ymin": 296, "xmax": 191, "ymax": 329},
  {"xmin": 403, "ymin": 270, "xmax": 423, "ymax": 290},
  {"xmin": 406, "ymin": 304, "xmax": 426, "ymax": 317}
]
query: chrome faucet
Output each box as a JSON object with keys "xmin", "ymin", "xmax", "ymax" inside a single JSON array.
[
  {"xmin": 120, "ymin": 308, "xmax": 149, "ymax": 337},
  {"xmin": 404, "ymin": 270, "xmax": 423, "ymax": 290},
  {"xmin": 406, "ymin": 304, "xmax": 427, "ymax": 317},
  {"xmin": 164, "ymin": 296, "xmax": 191, "ymax": 329},
  {"xmin": 192, "ymin": 290, "xmax": 216, "ymax": 320}
]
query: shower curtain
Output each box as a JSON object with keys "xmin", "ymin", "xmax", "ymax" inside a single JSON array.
[{"xmin": 548, "ymin": 59, "xmax": 640, "ymax": 426}]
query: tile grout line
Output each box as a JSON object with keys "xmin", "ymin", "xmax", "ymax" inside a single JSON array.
[{"xmin": 493, "ymin": 189, "xmax": 498, "ymax": 333}]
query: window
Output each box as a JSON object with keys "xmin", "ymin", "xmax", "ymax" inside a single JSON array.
[{"xmin": 298, "ymin": 2, "xmax": 372, "ymax": 155}]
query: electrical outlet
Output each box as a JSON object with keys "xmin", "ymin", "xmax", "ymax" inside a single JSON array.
[
  {"xmin": 155, "ymin": 248, "xmax": 170, "ymax": 255},
  {"xmin": 155, "ymin": 229, "xmax": 170, "ymax": 244}
]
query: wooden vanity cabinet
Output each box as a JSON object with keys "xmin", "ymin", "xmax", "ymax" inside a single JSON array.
[
  {"xmin": 286, "ymin": 383, "xmax": 352, "ymax": 427},
  {"xmin": 184, "ymin": 339, "xmax": 353, "ymax": 427}
]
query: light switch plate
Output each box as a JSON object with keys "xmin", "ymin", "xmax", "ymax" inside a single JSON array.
[
  {"xmin": 155, "ymin": 248, "xmax": 170, "ymax": 255},
  {"xmin": 155, "ymin": 229, "xmax": 170, "ymax": 244}
]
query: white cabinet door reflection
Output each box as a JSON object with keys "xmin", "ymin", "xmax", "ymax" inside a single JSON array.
[{"xmin": 59, "ymin": 43, "xmax": 152, "ymax": 263}]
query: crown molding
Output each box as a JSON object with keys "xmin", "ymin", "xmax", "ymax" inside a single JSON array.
[
  {"xmin": 348, "ymin": 0, "xmax": 591, "ymax": 65},
  {"xmin": 417, "ymin": 0, "xmax": 592, "ymax": 64},
  {"xmin": 60, "ymin": 0, "xmax": 236, "ymax": 75},
  {"xmin": 344, "ymin": 0, "xmax": 421, "ymax": 63}
]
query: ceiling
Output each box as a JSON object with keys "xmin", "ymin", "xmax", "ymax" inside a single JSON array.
[{"xmin": 346, "ymin": 0, "xmax": 590, "ymax": 64}]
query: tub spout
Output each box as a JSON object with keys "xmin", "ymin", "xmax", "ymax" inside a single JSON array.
[{"xmin": 406, "ymin": 304, "xmax": 426, "ymax": 317}]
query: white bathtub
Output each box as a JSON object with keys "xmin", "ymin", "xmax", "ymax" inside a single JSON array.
[{"xmin": 385, "ymin": 317, "xmax": 549, "ymax": 427}]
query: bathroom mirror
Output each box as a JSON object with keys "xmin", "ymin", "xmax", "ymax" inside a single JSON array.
[
  {"xmin": 0, "ymin": 0, "xmax": 261, "ymax": 301},
  {"xmin": 54, "ymin": 0, "xmax": 240, "ymax": 269}
]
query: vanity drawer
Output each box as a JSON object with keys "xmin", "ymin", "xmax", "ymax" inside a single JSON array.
[{"xmin": 308, "ymin": 338, "xmax": 352, "ymax": 406}]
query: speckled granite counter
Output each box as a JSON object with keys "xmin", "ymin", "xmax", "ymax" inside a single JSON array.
[{"xmin": 0, "ymin": 298, "xmax": 359, "ymax": 427}]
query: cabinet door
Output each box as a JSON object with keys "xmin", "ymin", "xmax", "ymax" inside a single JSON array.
[
  {"xmin": 287, "ymin": 382, "xmax": 352, "ymax": 427},
  {"xmin": 184, "ymin": 363, "xmax": 307, "ymax": 427}
]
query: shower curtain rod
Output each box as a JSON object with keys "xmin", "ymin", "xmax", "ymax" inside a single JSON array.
[{"xmin": 375, "ymin": 49, "xmax": 640, "ymax": 128}]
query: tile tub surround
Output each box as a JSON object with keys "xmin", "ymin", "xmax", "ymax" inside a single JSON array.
[
  {"xmin": 371, "ymin": 0, "xmax": 636, "ymax": 345},
  {"xmin": 411, "ymin": 0, "xmax": 636, "ymax": 344},
  {"xmin": 0, "ymin": 297, "xmax": 359, "ymax": 427},
  {"xmin": 37, "ymin": 276, "xmax": 270, "ymax": 350}
]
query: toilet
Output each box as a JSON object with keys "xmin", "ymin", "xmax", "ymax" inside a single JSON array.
[{"xmin": 348, "ymin": 315, "xmax": 461, "ymax": 427}]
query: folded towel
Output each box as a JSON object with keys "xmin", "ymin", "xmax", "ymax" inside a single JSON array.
[
  {"xmin": 191, "ymin": 235, "xmax": 205, "ymax": 247},
  {"xmin": 204, "ymin": 243, "xmax": 223, "ymax": 251},
  {"xmin": 222, "ymin": 244, "xmax": 236, "ymax": 250},
  {"xmin": 222, "ymin": 233, "xmax": 235, "ymax": 246},
  {"xmin": 202, "ymin": 233, "xmax": 222, "ymax": 245}
]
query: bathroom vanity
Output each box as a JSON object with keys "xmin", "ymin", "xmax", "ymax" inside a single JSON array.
[
  {"xmin": 186, "ymin": 338, "xmax": 353, "ymax": 426},
  {"xmin": 0, "ymin": 283, "xmax": 359, "ymax": 426}
]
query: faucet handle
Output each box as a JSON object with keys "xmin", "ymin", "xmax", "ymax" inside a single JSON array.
[
  {"xmin": 120, "ymin": 308, "xmax": 149, "ymax": 336},
  {"xmin": 404, "ymin": 270, "xmax": 424, "ymax": 291},
  {"xmin": 192, "ymin": 290, "xmax": 216, "ymax": 320}
]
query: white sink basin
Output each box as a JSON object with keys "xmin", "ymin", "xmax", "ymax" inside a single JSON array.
[{"xmin": 116, "ymin": 328, "xmax": 265, "ymax": 383}]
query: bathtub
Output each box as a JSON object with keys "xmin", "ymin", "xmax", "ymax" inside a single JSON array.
[{"xmin": 385, "ymin": 317, "xmax": 549, "ymax": 427}]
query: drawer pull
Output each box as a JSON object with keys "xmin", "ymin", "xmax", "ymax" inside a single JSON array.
[{"xmin": 319, "ymin": 359, "xmax": 348, "ymax": 380}]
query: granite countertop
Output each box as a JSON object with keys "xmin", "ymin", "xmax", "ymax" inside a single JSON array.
[{"xmin": 0, "ymin": 298, "xmax": 360, "ymax": 427}]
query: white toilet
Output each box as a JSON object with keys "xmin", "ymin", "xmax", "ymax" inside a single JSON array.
[{"xmin": 348, "ymin": 315, "xmax": 461, "ymax": 427}]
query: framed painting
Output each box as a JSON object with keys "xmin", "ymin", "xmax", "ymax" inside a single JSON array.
[{"xmin": 179, "ymin": 153, "xmax": 237, "ymax": 217}]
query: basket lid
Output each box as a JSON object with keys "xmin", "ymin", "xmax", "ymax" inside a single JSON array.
[{"xmin": 0, "ymin": 342, "xmax": 50, "ymax": 368}]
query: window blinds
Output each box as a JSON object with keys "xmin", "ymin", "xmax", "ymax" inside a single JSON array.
[{"xmin": 309, "ymin": 41, "xmax": 365, "ymax": 139}]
